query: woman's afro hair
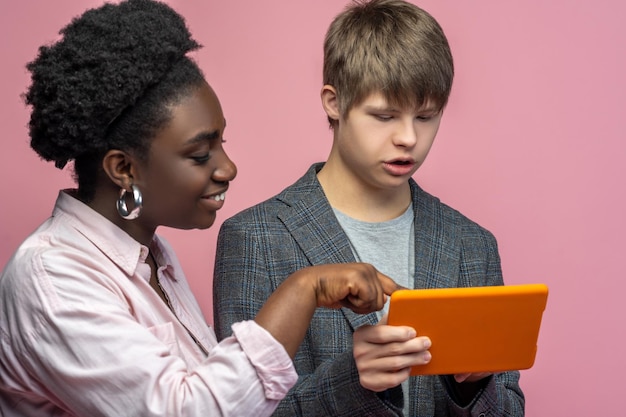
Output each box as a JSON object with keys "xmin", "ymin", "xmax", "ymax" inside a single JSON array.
[{"xmin": 25, "ymin": 0, "xmax": 201, "ymax": 169}]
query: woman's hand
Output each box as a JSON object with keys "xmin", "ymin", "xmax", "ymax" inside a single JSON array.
[
  {"xmin": 255, "ymin": 263, "xmax": 399, "ymax": 358},
  {"xmin": 307, "ymin": 263, "xmax": 400, "ymax": 313}
]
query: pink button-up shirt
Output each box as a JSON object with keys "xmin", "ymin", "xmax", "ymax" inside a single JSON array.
[{"xmin": 0, "ymin": 191, "xmax": 297, "ymax": 416}]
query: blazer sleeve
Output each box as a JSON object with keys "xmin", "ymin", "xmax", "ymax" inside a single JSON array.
[{"xmin": 213, "ymin": 216, "xmax": 272, "ymax": 341}]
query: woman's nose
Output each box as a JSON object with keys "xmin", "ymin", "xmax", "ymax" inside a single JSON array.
[{"xmin": 212, "ymin": 150, "xmax": 237, "ymax": 183}]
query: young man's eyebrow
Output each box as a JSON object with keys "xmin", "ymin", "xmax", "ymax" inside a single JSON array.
[
  {"xmin": 364, "ymin": 104, "xmax": 397, "ymax": 112},
  {"xmin": 368, "ymin": 102, "xmax": 441, "ymax": 113},
  {"xmin": 417, "ymin": 107, "xmax": 441, "ymax": 114}
]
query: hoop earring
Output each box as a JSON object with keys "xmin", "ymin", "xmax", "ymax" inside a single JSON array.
[{"xmin": 117, "ymin": 184, "xmax": 143, "ymax": 220}]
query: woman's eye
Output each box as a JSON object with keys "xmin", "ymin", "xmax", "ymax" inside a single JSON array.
[{"xmin": 191, "ymin": 154, "xmax": 210, "ymax": 163}]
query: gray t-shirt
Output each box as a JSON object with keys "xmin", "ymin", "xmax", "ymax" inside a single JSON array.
[{"xmin": 333, "ymin": 205, "xmax": 415, "ymax": 316}]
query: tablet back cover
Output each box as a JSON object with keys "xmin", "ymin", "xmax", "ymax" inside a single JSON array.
[{"xmin": 387, "ymin": 284, "xmax": 548, "ymax": 376}]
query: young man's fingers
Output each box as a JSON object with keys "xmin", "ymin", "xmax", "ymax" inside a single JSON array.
[{"xmin": 356, "ymin": 323, "xmax": 421, "ymax": 344}]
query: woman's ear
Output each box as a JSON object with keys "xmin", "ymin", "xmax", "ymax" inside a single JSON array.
[
  {"xmin": 320, "ymin": 85, "xmax": 340, "ymax": 122},
  {"xmin": 102, "ymin": 150, "xmax": 135, "ymax": 189}
]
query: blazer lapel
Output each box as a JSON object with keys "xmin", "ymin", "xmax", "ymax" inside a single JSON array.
[
  {"xmin": 276, "ymin": 164, "xmax": 379, "ymax": 329},
  {"xmin": 276, "ymin": 166, "xmax": 355, "ymax": 266},
  {"xmin": 411, "ymin": 180, "xmax": 462, "ymax": 290}
]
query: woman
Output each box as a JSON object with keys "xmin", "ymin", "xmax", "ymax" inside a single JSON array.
[{"xmin": 0, "ymin": 1, "xmax": 399, "ymax": 415}]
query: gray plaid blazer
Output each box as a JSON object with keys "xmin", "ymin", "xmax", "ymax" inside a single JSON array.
[{"xmin": 213, "ymin": 163, "xmax": 524, "ymax": 417}]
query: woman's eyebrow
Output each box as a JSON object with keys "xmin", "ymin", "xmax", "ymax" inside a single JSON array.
[{"xmin": 187, "ymin": 129, "xmax": 220, "ymax": 145}]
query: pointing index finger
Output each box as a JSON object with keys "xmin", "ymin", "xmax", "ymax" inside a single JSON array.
[{"xmin": 377, "ymin": 271, "xmax": 406, "ymax": 295}]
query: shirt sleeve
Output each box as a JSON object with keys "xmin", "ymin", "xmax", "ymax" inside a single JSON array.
[
  {"xmin": 230, "ymin": 321, "xmax": 298, "ymax": 399},
  {"xmin": 2, "ymin": 253, "xmax": 297, "ymax": 417}
]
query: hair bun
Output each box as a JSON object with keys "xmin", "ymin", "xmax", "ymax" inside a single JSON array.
[{"xmin": 26, "ymin": 0, "xmax": 200, "ymax": 167}]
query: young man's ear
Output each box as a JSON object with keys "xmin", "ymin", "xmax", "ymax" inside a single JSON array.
[
  {"xmin": 320, "ymin": 85, "xmax": 341, "ymax": 122},
  {"xmin": 102, "ymin": 149, "xmax": 136, "ymax": 189}
]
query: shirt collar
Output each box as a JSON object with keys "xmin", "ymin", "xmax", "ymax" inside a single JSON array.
[
  {"xmin": 149, "ymin": 238, "xmax": 178, "ymax": 281},
  {"xmin": 54, "ymin": 190, "xmax": 150, "ymax": 278}
]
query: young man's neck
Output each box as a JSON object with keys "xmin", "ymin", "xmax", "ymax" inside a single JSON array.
[{"xmin": 317, "ymin": 162, "xmax": 412, "ymax": 223}]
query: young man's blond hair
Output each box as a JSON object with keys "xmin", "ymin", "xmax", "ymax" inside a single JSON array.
[{"xmin": 323, "ymin": 0, "xmax": 454, "ymax": 126}]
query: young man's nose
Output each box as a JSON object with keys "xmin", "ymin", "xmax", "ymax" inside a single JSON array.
[{"xmin": 392, "ymin": 119, "xmax": 419, "ymax": 147}]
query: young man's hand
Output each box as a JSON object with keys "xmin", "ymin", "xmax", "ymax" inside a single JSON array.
[
  {"xmin": 453, "ymin": 372, "xmax": 493, "ymax": 383},
  {"xmin": 352, "ymin": 315, "xmax": 431, "ymax": 392}
]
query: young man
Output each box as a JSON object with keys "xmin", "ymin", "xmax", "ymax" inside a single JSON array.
[{"xmin": 213, "ymin": 0, "xmax": 524, "ymax": 415}]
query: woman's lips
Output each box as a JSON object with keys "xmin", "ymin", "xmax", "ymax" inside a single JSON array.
[
  {"xmin": 201, "ymin": 191, "xmax": 227, "ymax": 210},
  {"xmin": 206, "ymin": 192, "xmax": 225, "ymax": 201}
]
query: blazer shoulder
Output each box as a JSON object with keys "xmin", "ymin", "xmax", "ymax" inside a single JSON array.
[
  {"xmin": 222, "ymin": 164, "xmax": 323, "ymax": 227},
  {"xmin": 412, "ymin": 181, "xmax": 497, "ymax": 241}
]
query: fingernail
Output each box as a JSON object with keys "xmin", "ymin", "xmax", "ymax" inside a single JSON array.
[
  {"xmin": 408, "ymin": 329, "xmax": 417, "ymax": 338},
  {"xmin": 423, "ymin": 338, "xmax": 431, "ymax": 349},
  {"xmin": 424, "ymin": 351, "xmax": 431, "ymax": 363}
]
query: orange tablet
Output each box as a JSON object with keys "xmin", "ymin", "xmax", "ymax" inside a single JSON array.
[{"xmin": 387, "ymin": 283, "xmax": 548, "ymax": 376}]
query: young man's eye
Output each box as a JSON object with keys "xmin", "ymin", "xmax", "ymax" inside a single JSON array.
[
  {"xmin": 416, "ymin": 110, "xmax": 441, "ymax": 121},
  {"xmin": 374, "ymin": 114, "xmax": 393, "ymax": 121}
]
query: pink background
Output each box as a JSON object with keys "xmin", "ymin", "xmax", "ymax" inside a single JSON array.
[{"xmin": 1, "ymin": 1, "xmax": 624, "ymax": 415}]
